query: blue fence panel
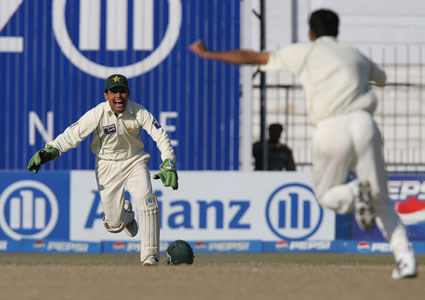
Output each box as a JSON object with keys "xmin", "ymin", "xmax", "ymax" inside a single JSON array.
[{"xmin": 1, "ymin": 0, "xmax": 240, "ymax": 170}]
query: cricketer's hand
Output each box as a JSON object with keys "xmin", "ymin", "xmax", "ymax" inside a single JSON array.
[
  {"xmin": 189, "ymin": 40, "xmax": 208, "ymax": 56},
  {"xmin": 153, "ymin": 159, "xmax": 178, "ymax": 190},
  {"xmin": 27, "ymin": 145, "xmax": 59, "ymax": 173}
]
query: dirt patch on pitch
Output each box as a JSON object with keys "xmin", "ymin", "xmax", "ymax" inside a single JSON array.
[{"xmin": 0, "ymin": 263, "xmax": 423, "ymax": 300}]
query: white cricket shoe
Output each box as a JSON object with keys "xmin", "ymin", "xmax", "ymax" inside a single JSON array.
[
  {"xmin": 392, "ymin": 258, "xmax": 418, "ymax": 279},
  {"xmin": 124, "ymin": 200, "xmax": 138, "ymax": 237},
  {"xmin": 354, "ymin": 181, "xmax": 376, "ymax": 232},
  {"xmin": 142, "ymin": 256, "xmax": 159, "ymax": 266}
]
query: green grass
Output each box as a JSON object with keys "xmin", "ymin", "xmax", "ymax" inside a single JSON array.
[{"xmin": 1, "ymin": 252, "xmax": 424, "ymax": 266}]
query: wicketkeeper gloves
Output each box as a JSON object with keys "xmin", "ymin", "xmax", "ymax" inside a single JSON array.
[
  {"xmin": 153, "ymin": 159, "xmax": 178, "ymax": 190},
  {"xmin": 27, "ymin": 145, "xmax": 59, "ymax": 173}
]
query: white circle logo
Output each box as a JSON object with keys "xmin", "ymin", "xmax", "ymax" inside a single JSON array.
[
  {"xmin": 265, "ymin": 183, "xmax": 323, "ymax": 241},
  {"xmin": 0, "ymin": 181, "xmax": 59, "ymax": 240},
  {"xmin": 52, "ymin": 0, "xmax": 182, "ymax": 78}
]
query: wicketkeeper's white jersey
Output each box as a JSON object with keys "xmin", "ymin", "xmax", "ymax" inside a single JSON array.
[
  {"xmin": 48, "ymin": 100, "xmax": 175, "ymax": 161},
  {"xmin": 260, "ymin": 36, "xmax": 386, "ymax": 126}
]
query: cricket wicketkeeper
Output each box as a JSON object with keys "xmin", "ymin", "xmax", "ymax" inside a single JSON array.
[{"xmin": 28, "ymin": 74, "xmax": 177, "ymax": 266}]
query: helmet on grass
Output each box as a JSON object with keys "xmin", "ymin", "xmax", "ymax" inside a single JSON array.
[{"xmin": 165, "ymin": 240, "xmax": 194, "ymax": 265}]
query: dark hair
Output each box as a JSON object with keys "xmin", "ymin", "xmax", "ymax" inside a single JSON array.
[
  {"xmin": 309, "ymin": 9, "xmax": 339, "ymax": 38},
  {"xmin": 269, "ymin": 123, "xmax": 283, "ymax": 134},
  {"xmin": 269, "ymin": 123, "xmax": 283, "ymax": 142},
  {"xmin": 104, "ymin": 87, "xmax": 130, "ymax": 94}
]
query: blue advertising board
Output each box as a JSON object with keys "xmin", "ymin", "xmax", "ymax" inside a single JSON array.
[
  {"xmin": 1, "ymin": 171, "xmax": 425, "ymax": 254},
  {"xmin": 0, "ymin": 171, "xmax": 69, "ymax": 240},
  {"xmin": 1, "ymin": 0, "xmax": 240, "ymax": 170},
  {"xmin": 351, "ymin": 173, "xmax": 425, "ymax": 240},
  {"xmin": 0, "ymin": 171, "xmax": 336, "ymax": 242}
]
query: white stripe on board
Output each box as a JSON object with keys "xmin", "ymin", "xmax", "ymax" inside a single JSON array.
[
  {"xmin": 21, "ymin": 190, "xmax": 33, "ymax": 230},
  {"xmin": 107, "ymin": 0, "xmax": 128, "ymax": 50},
  {"xmin": 35, "ymin": 197, "xmax": 46, "ymax": 229},
  {"xmin": 133, "ymin": 0, "xmax": 153, "ymax": 50},
  {"xmin": 10, "ymin": 197, "xmax": 21, "ymax": 229},
  {"xmin": 79, "ymin": 0, "xmax": 101, "ymax": 50},
  {"xmin": 0, "ymin": 37, "xmax": 23, "ymax": 52}
]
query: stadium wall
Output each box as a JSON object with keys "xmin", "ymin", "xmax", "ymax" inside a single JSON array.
[{"xmin": 0, "ymin": 171, "xmax": 424, "ymax": 254}]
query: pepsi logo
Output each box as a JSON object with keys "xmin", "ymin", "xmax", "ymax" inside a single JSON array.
[
  {"xmin": 275, "ymin": 240, "xmax": 289, "ymax": 249},
  {"xmin": 194, "ymin": 241, "xmax": 206, "ymax": 249},
  {"xmin": 113, "ymin": 241, "xmax": 125, "ymax": 250},
  {"xmin": 33, "ymin": 240, "xmax": 46, "ymax": 248},
  {"xmin": 357, "ymin": 241, "xmax": 370, "ymax": 251}
]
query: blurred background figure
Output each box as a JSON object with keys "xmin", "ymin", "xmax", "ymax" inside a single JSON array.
[{"xmin": 253, "ymin": 123, "xmax": 296, "ymax": 171}]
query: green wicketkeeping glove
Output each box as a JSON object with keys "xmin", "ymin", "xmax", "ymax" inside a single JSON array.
[
  {"xmin": 27, "ymin": 145, "xmax": 59, "ymax": 173},
  {"xmin": 153, "ymin": 159, "xmax": 178, "ymax": 190}
]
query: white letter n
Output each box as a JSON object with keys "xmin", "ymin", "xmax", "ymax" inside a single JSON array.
[{"xmin": 29, "ymin": 111, "xmax": 54, "ymax": 145}]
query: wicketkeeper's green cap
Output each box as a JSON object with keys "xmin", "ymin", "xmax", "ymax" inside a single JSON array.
[{"xmin": 105, "ymin": 74, "xmax": 128, "ymax": 90}]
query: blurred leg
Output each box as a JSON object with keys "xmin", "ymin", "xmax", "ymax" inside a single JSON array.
[
  {"xmin": 351, "ymin": 112, "xmax": 411, "ymax": 255},
  {"xmin": 313, "ymin": 115, "xmax": 356, "ymax": 214}
]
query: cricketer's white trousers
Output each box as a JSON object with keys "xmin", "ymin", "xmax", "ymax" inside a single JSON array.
[
  {"xmin": 95, "ymin": 152, "xmax": 160, "ymax": 261},
  {"xmin": 312, "ymin": 110, "xmax": 411, "ymax": 255}
]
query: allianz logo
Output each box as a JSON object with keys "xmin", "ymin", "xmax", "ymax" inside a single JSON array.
[
  {"xmin": 77, "ymin": 0, "xmax": 155, "ymax": 52},
  {"xmin": 266, "ymin": 183, "xmax": 323, "ymax": 241},
  {"xmin": 1, "ymin": 0, "xmax": 182, "ymax": 78},
  {"xmin": 0, "ymin": 180, "xmax": 58, "ymax": 240},
  {"xmin": 52, "ymin": 0, "xmax": 182, "ymax": 78}
]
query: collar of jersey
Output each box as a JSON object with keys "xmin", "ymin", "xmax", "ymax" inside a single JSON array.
[{"xmin": 316, "ymin": 36, "xmax": 337, "ymax": 42}]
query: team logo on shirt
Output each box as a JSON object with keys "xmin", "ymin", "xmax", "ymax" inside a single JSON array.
[
  {"xmin": 146, "ymin": 196, "xmax": 156, "ymax": 207},
  {"xmin": 103, "ymin": 124, "xmax": 116, "ymax": 134},
  {"xmin": 153, "ymin": 120, "xmax": 161, "ymax": 129}
]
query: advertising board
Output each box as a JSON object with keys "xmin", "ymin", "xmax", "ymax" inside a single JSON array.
[
  {"xmin": 352, "ymin": 174, "xmax": 425, "ymax": 240},
  {"xmin": 1, "ymin": 0, "xmax": 240, "ymax": 170},
  {"xmin": 3, "ymin": 171, "xmax": 425, "ymax": 246},
  {"xmin": 70, "ymin": 171, "xmax": 336, "ymax": 242},
  {"xmin": 0, "ymin": 171, "xmax": 69, "ymax": 240}
]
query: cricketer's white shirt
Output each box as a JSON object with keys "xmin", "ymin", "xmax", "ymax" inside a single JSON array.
[
  {"xmin": 260, "ymin": 36, "xmax": 386, "ymax": 126},
  {"xmin": 48, "ymin": 100, "xmax": 175, "ymax": 161}
]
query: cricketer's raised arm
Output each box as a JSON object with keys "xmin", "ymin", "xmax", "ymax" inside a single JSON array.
[
  {"xmin": 135, "ymin": 105, "xmax": 178, "ymax": 190},
  {"xmin": 136, "ymin": 105, "xmax": 175, "ymax": 162},
  {"xmin": 189, "ymin": 40, "xmax": 269, "ymax": 65},
  {"xmin": 27, "ymin": 107, "xmax": 99, "ymax": 173},
  {"xmin": 47, "ymin": 108, "xmax": 99, "ymax": 154}
]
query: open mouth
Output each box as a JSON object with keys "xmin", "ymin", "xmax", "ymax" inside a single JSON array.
[{"xmin": 114, "ymin": 99, "xmax": 124, "ymax": 107}]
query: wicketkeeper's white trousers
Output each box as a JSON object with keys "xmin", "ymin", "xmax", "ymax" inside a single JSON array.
[
  {"xmin": 95, "ymin": 152, "xmax": 152, "ymax": 227},
  {"xmin": 312, "ymin": 110, "xmax": 411, "ymax": 255}
]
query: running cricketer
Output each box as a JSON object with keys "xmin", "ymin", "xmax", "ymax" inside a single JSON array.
[
  {"xmin": 189, "ymin": 9, "xmax": 417, "ymax": 279},
  {"xmin": 27, "ymin": 74, "xmax": 177, "ymax": 266}
]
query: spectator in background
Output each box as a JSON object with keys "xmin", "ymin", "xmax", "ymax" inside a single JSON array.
[{"xmin": 253, "ymin": 123, "xmax": 296, "ymax": 171}]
